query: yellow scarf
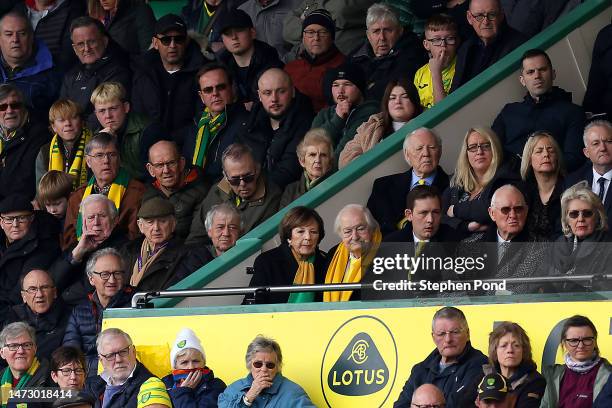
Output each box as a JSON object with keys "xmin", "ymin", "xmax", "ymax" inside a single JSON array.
[
  {"xmin": 48, "ymin": 128, "xmax": 92, "ymax": 189},
  {"xmin": 292, "ymin": 249, "xmax": 315, "ymax": 285},
  {"xmin": 323, "ymin": 229, "xmax": 382, "ymax": 302},
  {"xmin": 1, "ymin": 357, "xmax": 40, "ymax": 407}
]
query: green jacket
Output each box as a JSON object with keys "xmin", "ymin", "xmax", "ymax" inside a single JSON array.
[
  {"xmin": 311, "ymin": 99, "xmax": 379, "ymax": 160},
  {"xmin": 540, "ymin": 359, "xmax": 612, "ymax": 407},
  {"xmin": 118, "ymin": 112, "xmax": 150, "ymax": 181}
]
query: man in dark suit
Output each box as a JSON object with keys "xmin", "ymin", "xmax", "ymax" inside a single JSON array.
[
  {"xmin": 564, "ymin": 120, "xmax": 612, "ymax": 230},
  {"xmin": 368, "ymin": 127, "xmax": 450, "ymax": 236}
]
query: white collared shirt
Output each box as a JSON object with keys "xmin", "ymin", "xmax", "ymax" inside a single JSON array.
[
  {"xmin": 496, "ymin": 231, "xmax": 511, "ymax": 243},
  {"xmin": 101, "ymin": 363, "xmax": 138, "ymax": 386},
  {"xmin": 412, "ymin": 233, "xmax": 430, "ymax": 244},
  {"xmin": 592, "ymin": 168, "xmax": 612, "ymax": 202}
]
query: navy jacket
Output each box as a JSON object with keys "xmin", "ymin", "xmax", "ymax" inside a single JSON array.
[
  {"xmin": 85, "ymin": 361, "xmax": 156, "ymax": 408},
  {"xmin": 393, "ymin": 342, "xmax": 488, "ymax": 408},
  {"xmin": 162, "ymin": 369, "xmax": 226, "ymax": 408},
  {"xmin": 492, "ymin": 86, "xmax": 586, "ymax": 172},
  {"xmin": 583, "ymin": 23, "xmax": 612, "ymax": 121},
  {"xmin": 594, "ymin": 373, "xmax": 612, "ymax": 408}
]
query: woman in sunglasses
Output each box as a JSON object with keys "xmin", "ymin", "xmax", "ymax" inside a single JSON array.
[
  {"xmin": 218, "ymin": 335, "xmax": 316, "ymax": 407},
  {"xmin": 541, "ymin": 315, "xmax": 612, "ymax": 407}
]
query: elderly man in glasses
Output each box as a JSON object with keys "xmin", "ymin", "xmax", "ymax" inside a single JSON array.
[
  {"xmin": 186, "ymin": 143, "xmax": 281, "ymax": 245},
  {"xmin": 63, "ymin": 248, "xmax": 134, "ymax": 378},
  {"xmin": 84, "ymin": 328, "xmax": 170, "ymax": 408},
  {"xmin": 394, "ymin": 306, "xmax": 487, "ymax": 408}
]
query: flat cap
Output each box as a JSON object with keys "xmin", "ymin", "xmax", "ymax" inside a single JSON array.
[{"xmin": 137, "ymin": 197, "xmax": 175, "ymax": 219}]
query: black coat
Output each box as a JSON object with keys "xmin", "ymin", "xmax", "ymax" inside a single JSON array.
[
  {"xmin": 367, "ymin": 167, "xmax": 450, "ymax": 236},
  {"xmin": 244, "ymin": 242, "xmax": 328, "ymax": 304},
  {"xmin": 524, "ymin": 177, "xmax": 564, "ymax": 241},
  {"xmin": 85, "ymin": 361, "xmax": 156, "ymax": 408},
  {"xmin": 565, "ymin": 162, "xmax": 612, "ymax": 231},
  {"xmin": 583, "ymin": 23, "xmax": 612, "ymax": 121},
  {"xmin": 1, "ymin": 358, "xmax": 51, "ymax": 408},
  {"xmin": 239, "ymin": 93, "xmax": 314, "ymax": 188},
  {"xmin": 104, "ymin": 0, "xmax": 156, "ymax": 57}
]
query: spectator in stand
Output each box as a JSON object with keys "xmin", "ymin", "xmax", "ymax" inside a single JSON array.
[
  {"xmin": 410, "ymin": 0, "xmax": 471, "ymax": 41},
  {"xmin": 62, "ymin": 248, "xmax": 134, "ymax": 378},
  {"xmin": 50, "ymin": 346, "xmax": 87, "ymax": 390},
  {"xmin": 368, "ymin": 127, "xmax": 449, "ymax": 236},
  {"xmin": 181, "ymin": 0, "xmax": 240, "ymax": 54},
  {"xmin": 205, "ymin": 203, "xmax": 242, "ymax": 257},
  {"xmin": 86, "ymin": 0, "xmax": 155, "ymax": 57},
  {"xmin": 216, "ymin": 8, "xmax": 283, "ymax": 107},
  {"xmin": 61, "ymin": 16, "xmax": 131, "ymax": 128},
  {"xmin": 132, "ymin": 14, "xmax": 209, "ymax": 141},
  {"xmin": 185, "ymin": 63, "xmax": 249, "ymax": 184},
  {"xmin": 410, "ymin": 384, "xmax": 446, "ymax": 408},
  {"xmin": 492, "ymin": 49, "xmax": 586, "ymax": 172},
  {"xmin": 541, "ymin": 315, "xmax": 612, "ymax": 407},
  {"xmin": 450, "ymin": 0, "xmax": 526, "ymax": 92},
  {"xmin": 338, "ymin": 78, "xmax": 422, "ymax": 168},
  {"xmin": 0, "ymin": 84, "xmax": 49, "ymax": 200},
  {"xmin": 583, "ymin": 23, "xmax": 612, "ymax": 122},
  {"xmin": 239, "ymin": 68, "xmax": 314, "ymax": 188},
  {"xmin": 162, "ymin": 328, "xmax": 227, "ymax": 407},
  {"xmin": 244, "ymin": 206, "xmax": 328, "ymax": 304},
  {"xmin": 280, "ymin": 128, "xmax": 334, "ymax": 208},
  {"xmin": 313, "ymin": 63, "xmax": 379, "ymax": 159},
  {"xmin": 520, "ymin": 131, "xmax": 564, "ymax": 241},
  {"xmin": 218, "ymin": 335, "xmax": 316, "ymax": 407},
  {"xmin": 0, "ymin": 195, "xmax": 60, "ymax": 326},
  {"xmin": 284, "ymin": 9, "xmax": 346, "ymax": 112},
  {"xmin": 500, "ymin": 0, "xmax": 582, "ymax": 39},
  {"xmin": 0, "ymin": 11, "xmax": 61, "ymax": 121},
  {"xmin": 393, "ymin": 306, "xmax": 488, "ymax": 408},
  {"xmin": 324, "ymin": 204, "xmax": 381, "ymax": 302},
  {"xmin": 35, "ymin": 99, "xmax": 94, "ymax": 188},
  {"xmin": 4, "ymin": 269, "xmax": 69, "ymax": 369},
  {"xmin": 442, "ymin": 127, "xmax": 519, "ymax": 240},
  {"xmin": 186, "ymin": 143, "xmax": 281, "ymax": 244},
  {"xmin": 415, "ymin": 14, "xmax": 459, "ymax": 109},
  {"xmin": 62, "ymin": 132, "xmax": 145, "ymax": 250},
  {"xmin": 37, "ymin": 171, "xmax": 73, "ymax": 226},
  {"xmin": 84, "ymin": 327, "xmax": 171, "ymax": 407},
  {"xmin": 348, "ymin": 3, "xmax": 426, "ymax": 102},
  {"xmin": 475, "ymin": 371, "xmax": 515, "ymax": 408},
  {"xmin": 14, "ymin": 0, "xmax": 86, "ymax": 72},
  {"xmin": 144, "ymin": 140, "xmax": 210, "ymax": 240}
]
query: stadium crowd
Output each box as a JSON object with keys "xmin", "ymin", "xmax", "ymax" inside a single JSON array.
[{"xmin": 0, "ymin": 0, "xmax": 611, "ymax": 406}]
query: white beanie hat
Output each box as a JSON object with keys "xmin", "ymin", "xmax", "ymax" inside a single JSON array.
[{"xmin": 170, "ymin": 328, "xmax": 206, "ymax": 369}]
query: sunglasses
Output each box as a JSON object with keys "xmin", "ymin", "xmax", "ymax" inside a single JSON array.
[
  {"xmin": 252, "ymin": 361, "xmax": 276, "ymax": 369},
  {"xmin": 156, "ymin": 34, "xmax": 187, "ymax": 46},
  {"xmin": 226, "ymin": 173, "xmax": 256, "ymax": 186},
  {"xmin": 497, "ymin": 205, "xmax": 525, "ymax": 215},
  {"xmin": 568, "ymin": 209, "xmax": 594, "ymax": 219},
  {"xmin": 0, "ymin": 102, "xmax": 23, "ymax": 112},
  {"xmin": 200, "ymin": 83, "xmax": 228, "ymax": 95}
]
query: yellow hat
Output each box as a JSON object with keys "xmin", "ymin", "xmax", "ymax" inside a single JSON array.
[{"xmin": 137, "ymin": 377, "xmax": 172, "ymax": 408}]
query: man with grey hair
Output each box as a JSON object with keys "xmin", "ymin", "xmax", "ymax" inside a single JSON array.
[
  {"xmin": 186, "ymin": 143, "xmax": 281, "ymax": 244},
  {"xmin": 206, "ymin": 203, "xmax": 242, "ymax": 257},
  {"xmin": 62, "ymin": 132, "xmax": 145, "ymax": 250},
  {"xmin": 368, "ymin": 127, "xmax": 449, "ymax": 235},
  {"xmin": 63, "ymin": 248, "xmax": 133, "ymax": 378},
  {"xmin": 84, "ymin": 327, "xmax": 168, "ymax": 407},
  {"xmin": 394, "ymin": 306, "xmax": 487, "ymax": 407},
  {"xmin": 348, "ymin": 3, "xmax": 425, "ymax": 101}
]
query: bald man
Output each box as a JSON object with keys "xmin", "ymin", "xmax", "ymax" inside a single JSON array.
[
  {"xmin": 411, "ymin": 384, "xmax": 446, "ymax": 408},
  {"xmin": 237, "ymin": 68, "xmax": 314, "ymax": 188}
]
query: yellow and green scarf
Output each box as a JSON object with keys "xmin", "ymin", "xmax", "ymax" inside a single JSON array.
[
  {"xmin": 192, "ymin": 108, "xmax": 225, "ymax": 167},
  {"xmin": 75, "ymin": 168, "xmax": 131, "ymax": 240},
  {"xmin": 48, "ymin": 128, "xmax": 93, "ymax": 189},
  {"xmin": 1, "ymin": 357, "xmax": 40, "ymax": 407},
  {"xmin": 288, "ymin": 248, "xmax": 316, "ymax": 303},
  {"xmin": 323, "ymin": 229, "xmax": 382, "ymax": 302}
]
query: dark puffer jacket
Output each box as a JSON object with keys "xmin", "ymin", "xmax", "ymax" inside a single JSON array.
[
  {"xmin": 162, "ymin": 369, "xmax": 226, "ymax": 408},
  {"xmin": 85, "ymin": 361, "xmax": 157, "ymax": 408}
]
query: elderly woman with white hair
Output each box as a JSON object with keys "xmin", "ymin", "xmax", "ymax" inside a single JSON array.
[{"xmin": 218, "ymin": 336, "xmax": 315, "ymax": 407}]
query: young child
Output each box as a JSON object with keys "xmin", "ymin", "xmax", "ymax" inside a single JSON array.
[
  {"xmin": 414, "ymin": 14, "xmax": 460, "ymax": 109},
  {"xmin": 37, "ymin": 170, "xmax": 73, "ymax": 225}
]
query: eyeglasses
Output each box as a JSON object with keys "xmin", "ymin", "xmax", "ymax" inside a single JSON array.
[
  {"xmin": 252, "ymin": 361, "xmax": 276, "ymax": 369},
  {"xmin": 469, "ymin": 11, "xmax": 499, "ymax": 22},
  {"xmin": 466, "ymin": 142, "xmax": 492, "ymax": 153},
  {"xmin": 0, "ymin": 102, "xmax": 23, "ymax": 112},
  {"xmin": 433, "ymin": 328, "xmax": 464, "ymax": 338},
  {"xmin": 425, "ymin": 36, "xmax": 457, "ymax": 46},
  {"xmin": 564, "ymin": 337, "xmax": 595, "ymax": 347},
  {"xmin": 568, "ymin": 209, "xmax": 594, "ymax": 219},
  {"xmin": 156, "ymin": 34, "xmax": 187, "ymax": 46},
  {"xmin": 149, "ymin": 159, "xmax": 179, "ymax": 170},
  {"xmin": 225, "ymin": 172, "xmax": 256, "ymax": 186},
  {"xmin": 91, "ymin": 270, "xmax": 124, "ymax": 280},
  {"xmin": 3, "ymin": 342, "xmax": 34, "ymax": 351},
  {"xmin": 72, "ymin": 39, "xmax": 100, "ymax": 50},
  {"xmin": 21, "ymin": 285, "xmax": 55, "ymax": 294},
  {"xmin": 200, "ymin": 83, "xmax": 228, "ymax": 95},
  {"xmin": 99, "ymin": 345, "xmax": 131, "ymax": 361},
  {"xmin": 87, "ymin": 152, "xmax": 119, "ymax": 161},
  {"xmin": 412, "ymin": 404, "xmax": 445, "ymax": 408},
  {"xmin": 1, "ymin": 215, "xmax": 32, "ymax": 224},
  {"xmin": 342, "ymin": 225, "xmax": 369, "ymax": 237},
  {"xmin": 303, "ymin": 29, "xmax": 330, "ymax": 38},
  {"xmin": 496, "ymin": 206, "xmax": 526, "ymax": 216},
  {"xmin": 56, "ymin": 367, "xmax": 85, "ymax": 376}
]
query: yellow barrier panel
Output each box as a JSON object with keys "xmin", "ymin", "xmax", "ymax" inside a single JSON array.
[{"xmin": 103, "ymin": 301, "xmax": 612, "ymax": 407}]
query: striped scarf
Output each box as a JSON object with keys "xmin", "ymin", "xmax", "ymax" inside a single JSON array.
[
  {"xmin": 75, "ymin": 168, "xmax": 131, "ymax": 240},
  {"xmin": 192, "ymin": 108, "xmax": 225, "ymax": 167},
  {"xmin": 48, "ymin": 128, "xmax": 93, "ymax": 189},
  {"xmin": 1, "ymin": 357, "xmax": 40, "ymax": 407}
]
